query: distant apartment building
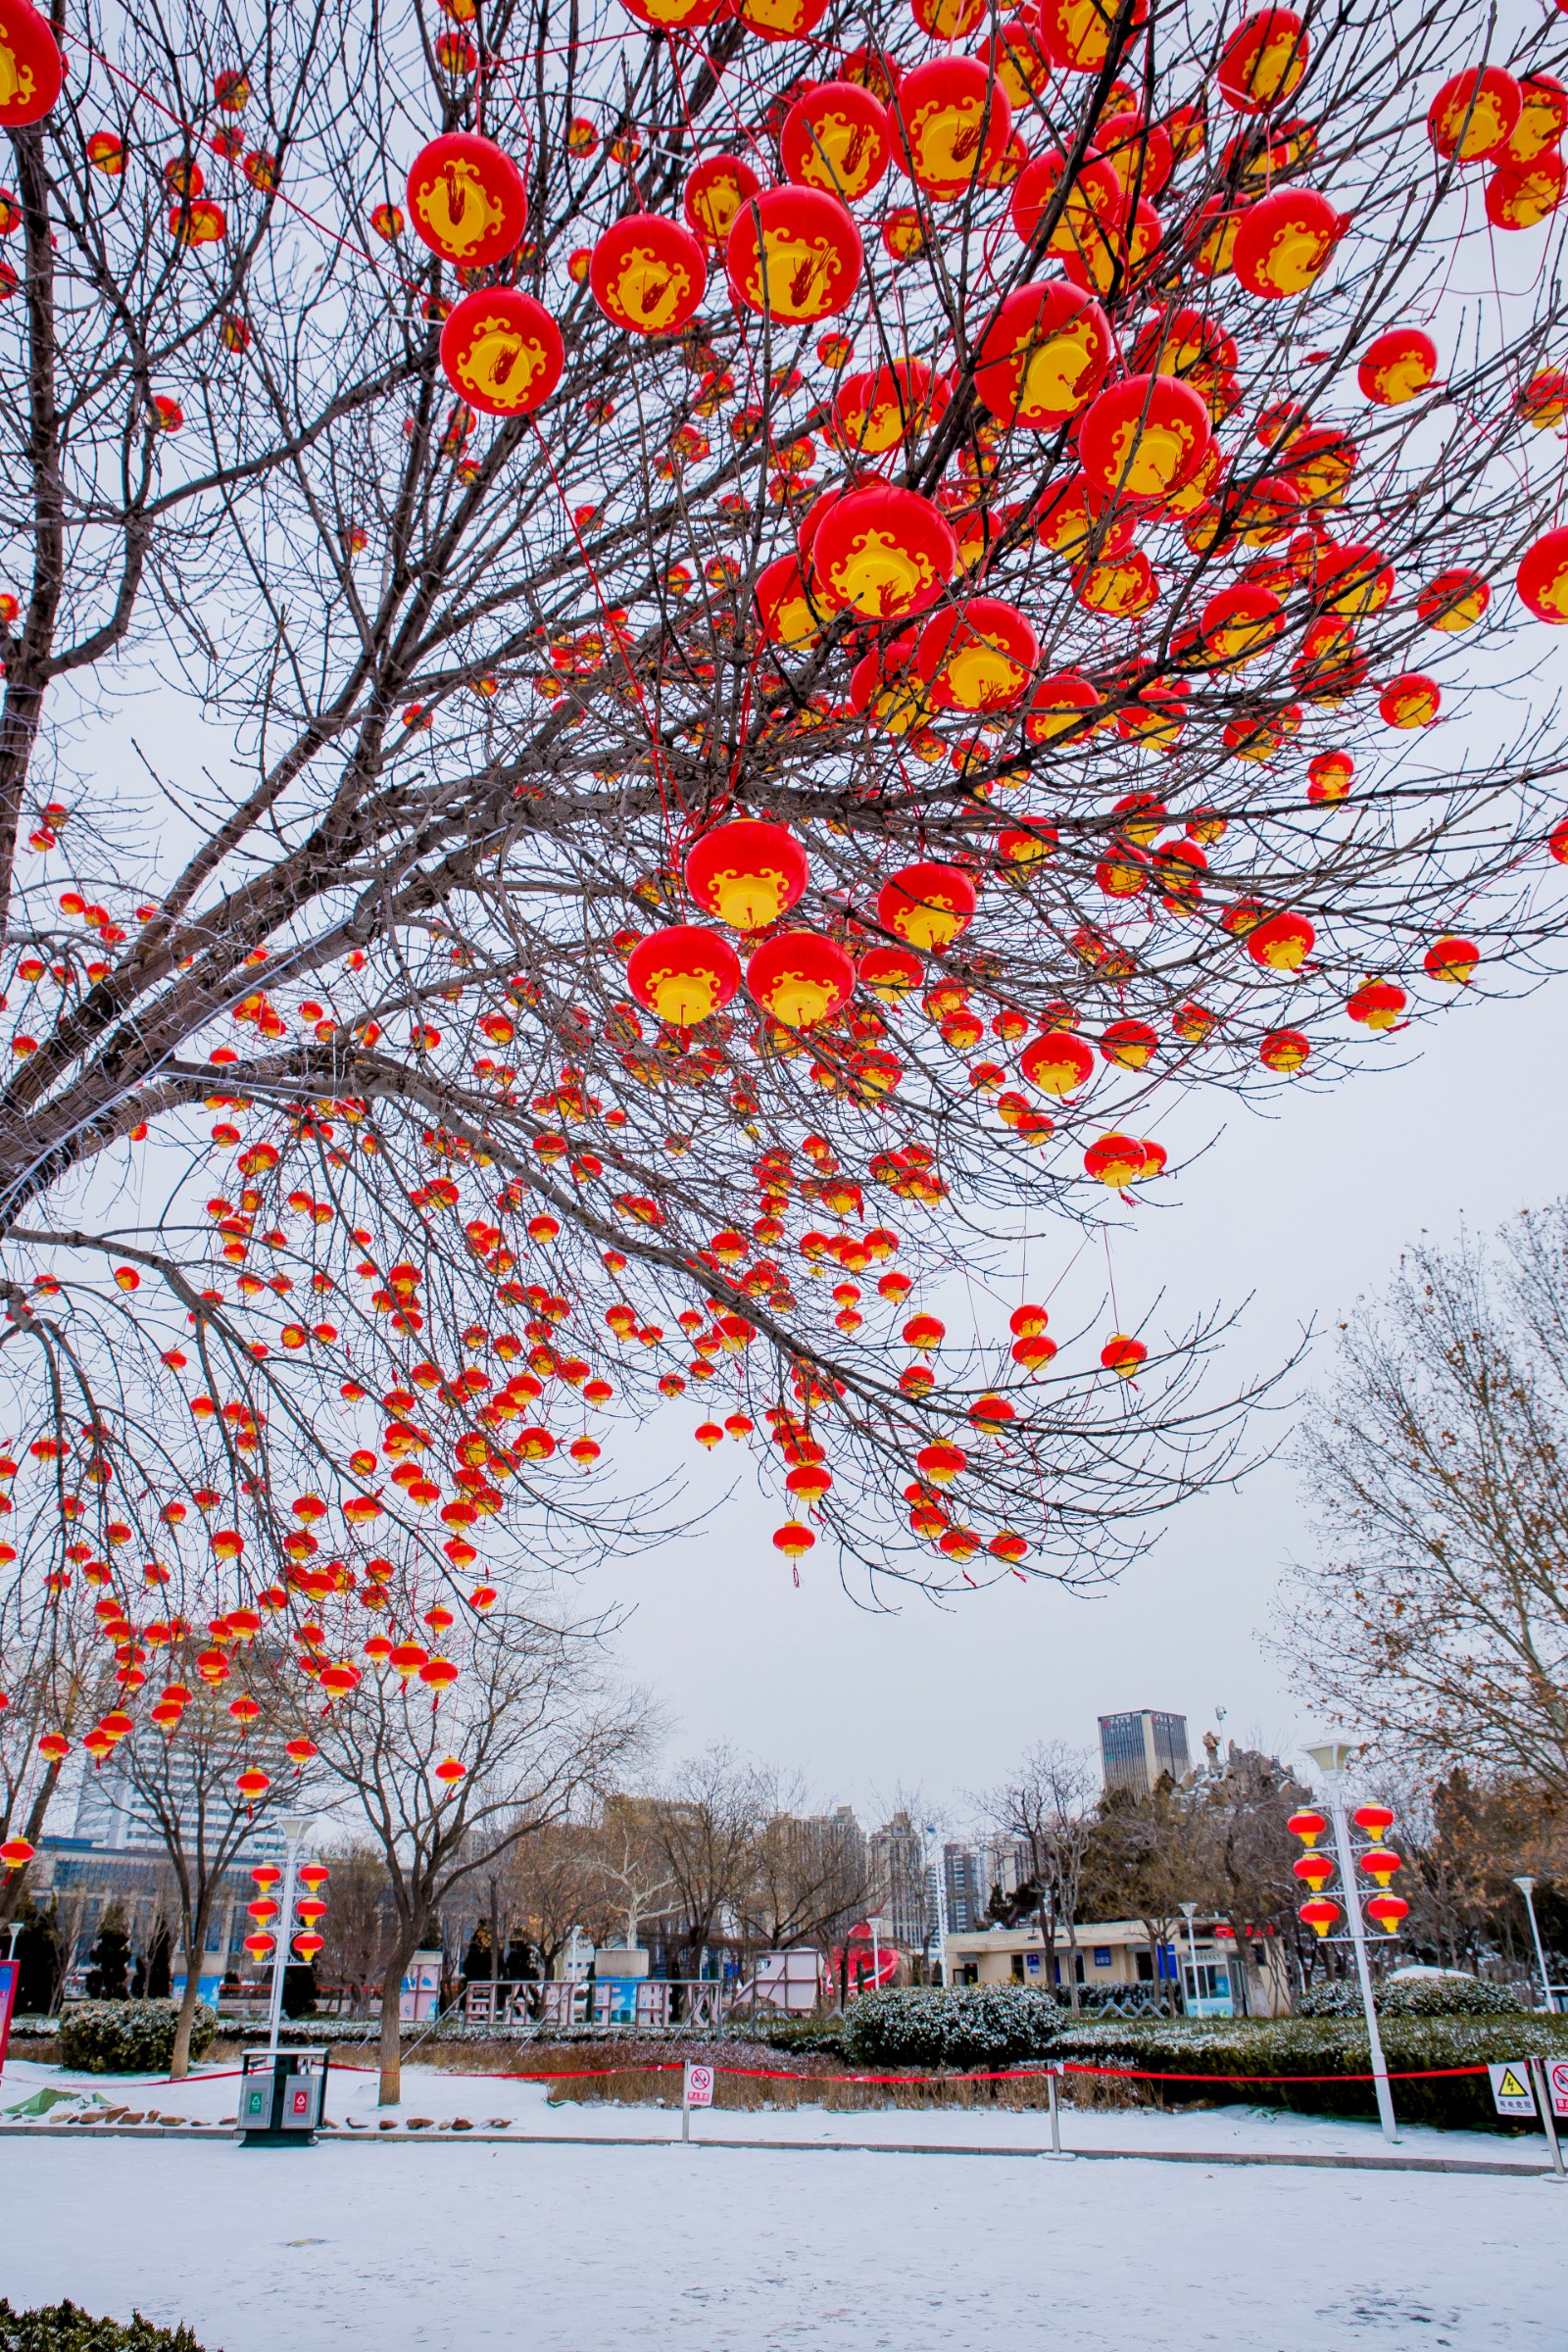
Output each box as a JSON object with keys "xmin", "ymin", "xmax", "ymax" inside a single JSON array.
[
  {"xmin": 866, "ymin": 1810, "xmax": 930, "ymax": 1949},
  {"xmin": 1099, "ymin": 1709, "xmax": 1191, "ymax": 1797}
]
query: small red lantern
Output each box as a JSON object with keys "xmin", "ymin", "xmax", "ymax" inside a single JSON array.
[
  {"xmin": 1039, "ymin": 0, "xmax": 1147, "ymax": 74},
  {"xmin": 1365, "ymin": 1894, "xmax": 1409, "ymax": 1936},
  {"xmin": 1347, "ymin": 979, "xmax": 1407, "ymax": 1031},
  {"xmin": 976, "ymin": 281, "xmax": 1112, "ymax": 431},
  {"xmin": 877, "ymin": 862, "xmax": 976, "ymax": 953},
  {"xmin": 683, "ymin": 153, "xmax": 761, "ymax": 247},
  {"xmin": 1357, "ymin": 1846, "xmax": 1403, "ymax": 1886},
  {"xmin": 1288, "ymin": 1808, "xmax": 1329, "ymax": 1845},
  {"xmin": 592, "ymin": 215, "xmax": 708, "ymax": 335},
  {"xmin": 1352, "ymin": 1801, "xmax": 1395, "ymax": 1841},
  {"xmin": 1024, "ymin": 671, "xmax": 1101, "ymax": 742},
  {"xmin": 622, "ymin": 0, "xmax": 728, "ymax": 24},
  {"xmin": 406, "ymin": 133, "xmax": 527, "ymax": 267},
  {"xmin": 1485, "ymin": 155, "xmax": 1566, "ymax": 230},
  {"xmin": 834, "ymin": 361, "xmax": 950, "ymax": 457},
  {"xmin": 1379, "ymin": 672, "xmax": 1440, "ymax": 728},
  {"xmin": 1078, "ymin": 372, "xmax": 1211, "ymax": 501},
  {"xmin": 780, "ymin": 82, "xmax": 891, "ymax": 204},
  {"xmin": 236, "ymin": 1767, "xmax": 270, "ymax": 1802},
  {"xmin": 1217, "ymin": 10, "xmax": 1308, "ymax": 115},
  {"xmin": 684, "ymin": 820, "xmax": 809, "ymax": 931},
  {"xmin": 1260, "ymin": 1029, "xmax": 1310, "ymax": 1072},
  {"xmin": 1416, "ymin": 568, "xmax": 1488, "ymax": 632},
  {"xmin": 1428, "ymin": 67, "xmax": 1521, "ymax": 162},
  {"xmin": 1020, "ymin": 1032, "xmax": 1094, "ymax": 1096},
  {"xmin": 891, "ymin": 57, "xmax": 1012, "ymax": 200},
  {"xmin": 810, "ymin": 483, "xmax": 956, "ymax": 620},
  {"xmin": 725, "ymin": 186, "xmax": 862, "ymax": 322},
  {"xmin": 0, "ymin": 0, "xmax": 62, "ymax": 126},
  {"xmin": 626, "ymin": 925, "xmax": 742, "ymax": 1026},
  {"xmin": 1423, "ymin": 935, "xmax": 1479, "ymax": 985},
  {"xmin": 1518, "ymin": 526, "xmax": 1568, "ymax": 621},
  {"xmin": 171, "ymin": 200, "xmax": 227, "ymax": 247},
  {"xmin": 440, "ymin": 290, "xmax": 564, "ymax": 417},
  {"xmin": 0, "ymin": 1835, "xmax": 35, "ymax": 1870},
  {"xmin": 915, "ymin": 598, "xmax": 1038, "ymax": 712},
  {"xmin": 435, "ymin": 1755, "xmax": 467, "ymax": 1785},
  {"xmin": 1101, "ymin": 1335, "xmax": 1148, "ymax": 1378},
  {"xmin": 747, "ymin": 932, "xmax": 855, "ymax": 1028},
  {"xmin": 755, "ymin": 556, "xmax": 823, "ymax": 647},
  {"xmin": 1233, "ymin": 188, "xmax": 1348, "ymax": 297},
  {"xmin": 1357, "ymin": 327, "xmax": 1438, "ymax": 406},
  {"xmin": 1298, "ymin": 1897, "xmax": 1341, "ymax": 1938},
  {"xmin": 773, "ymin": 1520, "xmax": 815, "ymax": 1560},
  {"xmin": 858, "ymin": 944, "xmax": 924, "ymax": 1001},
  {"xmin": 1293, "ymin": 1850, "xmax": 1336, "ymax": 1891},
  {"xmin": 1247, "ymin": 909, "xmax": 1314, "ymax": 971},
  {"xmin": 292, "ymin": 1932, "xmax": 325, "ymax": 1960}
]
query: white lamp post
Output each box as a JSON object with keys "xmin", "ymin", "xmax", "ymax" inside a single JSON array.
[
  {"xmin": 1305, "ymin": 1741, "xmax": 1398, "ymax": 2145},
  {"xmin": 922, "ymin": 1824, "xmax": 950, "ymax": 1985},
  {"xmin": 265, "ymin": 1812, "xmax": 312, "ymax": 2058},
  {"xmin": 1179, "ymin": 1901, "xmax": 1201, "ymax": 2016},
  {"xmin": 1514, "ymin": 1877, "xmax": 1556, "ymax": 2013}
]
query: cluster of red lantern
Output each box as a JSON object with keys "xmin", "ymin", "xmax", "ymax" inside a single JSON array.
[
  {"xmin": 1289, "ymin": 1798, "xmax": 1409, "ymax": 1941},
  {"xmin": 243, "ymin": 1856, "xmax": 330, "ymax": 1967}
]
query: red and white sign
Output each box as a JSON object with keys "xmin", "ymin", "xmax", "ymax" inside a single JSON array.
[
  {"xmin": 1546, "ymin": 2058, "xmax": 1568, "ymax": 2121},
  {"xmin": 683, "ymin": 2062, "xmax": 714, "ymax": 2108}
]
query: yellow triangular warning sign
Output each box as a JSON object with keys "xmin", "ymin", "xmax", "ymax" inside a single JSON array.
[{"xmin": 1497, "ymin": 2068, "xmax": 1528, "ymax": 2100}]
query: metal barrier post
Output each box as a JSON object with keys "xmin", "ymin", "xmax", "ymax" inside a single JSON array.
[{"xmin": 1532, "ymin": 2058, "xmax": 1566, "ymax": 2179}]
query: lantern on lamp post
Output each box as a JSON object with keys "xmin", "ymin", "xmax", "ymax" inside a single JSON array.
[{"xmin": 1298, "ymin": 1740, "xmax": 1401, "ymax": 2146}]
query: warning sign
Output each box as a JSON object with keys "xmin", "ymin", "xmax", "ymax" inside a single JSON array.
[
  {"xmin": 1488, "ymin": 2062, "xmax": 1537, "ymax": 2118},
  {"xmin": 683, "ymin": 2062, "xmax": 714, "ymax": 2109},
  {"xmin": 1546, "ymin": 2058, "xmax": 1568, "ymax": 2122}
]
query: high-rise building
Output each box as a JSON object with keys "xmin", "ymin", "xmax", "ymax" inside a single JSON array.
[
  {"xmin": 74, "ymin": 1730, "xmax": 289, "ymax": 1862},
  {"xmin": 866, "ymin": 1810, "xmax": 930, "ymax": 1948},
  {"xmin": 1099, "ymin": 1709, "xmax": 1191, "ymax": 1797},
  {"xmin": 943, "ymin": 1842, "xmax": 986, "ymax": 1934}
]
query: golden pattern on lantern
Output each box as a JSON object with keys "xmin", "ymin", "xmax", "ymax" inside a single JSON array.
[
  {"xmin": 591, "ymin": 215, "xmax": 708, "ymax": 335},
  {"xmin": 439, "ymin": 290, "xmax": 564, "ymax": 416},
  {"xmin": 725, "ymin": 187, "xmax": 863, "ymax": 322},
  {"xmin": 406, "ymin": 133, "xmax": 527, "ymax": 266}
]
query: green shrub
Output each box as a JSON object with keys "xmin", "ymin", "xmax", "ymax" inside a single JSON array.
[
  {"xmin": 749, "ymin": 2016, "xmax": 851, "ymax": 2058},
  {"xmin": 843, "ymin": 1985, "xmax": 1060, "ymax": 2072},
  {"xmin": 57, "ymin": 2001, "xmax": 216, "ymax": 2075},
  {"xmin": 1052, "ymin": 2013, "xmax": 1568, "ymax": 2132},
  {"xmin": 1379, "ymin": 1969, "xmax": 1524, "ymax": 2017},
  {"xmin": 1296, "ymin": 1981, "xmax": 1361, "ymax": 2018},
  {"xmin": 0, "ymin": 2303, "xmax": 206, "ymax": 2351}
]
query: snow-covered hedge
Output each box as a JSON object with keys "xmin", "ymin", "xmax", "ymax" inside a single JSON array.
[
  {"xmin": 1052, "ymin": 2014, "xmax": 1568, "ymax": 2132},
  {"xmin": 0, "ymin": 2303, "xmax": 205, "ymax": 2351},
  {"xmin": 843, "ymin": 1986, "xmax": 1061, "ymax": 2072},
  {"xmin": 1379, "ymin": 1970, "xmax": 1524, "ymax": 2017},
  {"xmin": 57, "ymin": 2002, "xmax": 216, "ymax": 2076}
]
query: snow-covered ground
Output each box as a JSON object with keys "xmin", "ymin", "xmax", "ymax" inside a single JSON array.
[{"xmin": 1, "ymin": 2056, "xmax": 1561, "ymax": 2349}]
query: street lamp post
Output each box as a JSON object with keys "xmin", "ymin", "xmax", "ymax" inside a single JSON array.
[
  {"xmin": 1514, "ymin": 1877, "xmax": 1557, "ymax": 2013},
  {"xmin": 265, "ymin": 1812, "xmax": 312, "ymax": 2059},
  {"xmin": 1305, "ymin": 1741, "xmax": 1398, "ymax": 2146},
  {"xmin": 922, "ymin": 1824, "xmax": 950, "ymax": 1985},
  {"xmin": 1179, "ymin": 1901, "xmax": 1201, "ymax": 2017}
]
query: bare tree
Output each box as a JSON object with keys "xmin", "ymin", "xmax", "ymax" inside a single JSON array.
[
  {"xmin": 646, "ymin": 1745, "xmax": 768, "ymax": 1984},
  {"xmin": 981, "ymin": 1740, "xmax": 1096, "ymax": 2010},
  {"xmin": 592, "ymin": 1792, "xmax": 676, "ymax": 1952},
  {"xmin": 1283, "ymin": 1203, "xmax": 1568, "ymax": 1799},
  {"xmin": 737, "ymin": 1787, "xmax": 870, "ymax": 1965},
  {"xmin": 1189, "ymin": 1744, "xmax": 1308, "ymax": 2015},
  {"xmin": 315, "ymin": 1840, "xmax": 396, "ymax": 2016},
  {"xmin": 500, "ymin": 1818, "xmax": 608, "ymax": 1977}
]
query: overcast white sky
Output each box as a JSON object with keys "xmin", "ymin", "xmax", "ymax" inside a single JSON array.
[{"xmin": 598, "ymin": 963, "xmax": 1567, "ymax": 1829}]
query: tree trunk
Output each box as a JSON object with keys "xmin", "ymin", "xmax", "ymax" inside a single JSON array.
[
  {"xmin": 169, "ymin": 1888, "xmax": 216, "ymax": 2082},
  {"xmin": 377, "ymin": 1921, "xmax": 424, "ymax": 2106},
  {"xmin": 1063, "ymin": 1919, "xmax": 1082, "ymax": 2014}
]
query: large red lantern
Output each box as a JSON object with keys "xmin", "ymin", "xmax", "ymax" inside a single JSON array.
[
  {"xmin": 974, "ymin": 280, "xmax": 1112, "ymax": 429},
  {"xmin": 683, "ymin": 154, "xmax": 761, "ymax": 247},
  {"xmin": 834, "ymin": 362, "xmax": 950, "ymax": 456},
  {"xmin": 747, "ymin": 932, "xmax": 855, "ymax": 1027},
  {"xmin": 1020, "ymin": 1032, "xmax": 1094, "ymax": 1095},
  {"xmin": 780, "ymin": 82, "xmax": 891, "ymax": 203},
  {"xmin": 621, "ymin": 0, "xmax": 729, "ymax": 24},
  {"xmin": 1518, "ymin": 527, "xmax": 1568, "ymax": 621},
  {"xmin": 1078, "ymin": 372, "xmax": 1211, "ymax": 501},
  {"xmin": 726, "ymin": 187, "xmax": 862, "ymax": 322},
  {"xmin": 592, "ymin": 215, "xmax": 708, "ymax": 335},
  {"xmin": 684, "ymin": 820, "xmax": 809, "ymax": 930},
  {"xmin": 1040, "ymin": 0, "xmax": 1147, "ymax": 73},
  {"xmin": 1232, "ymin": 188, "xmax": 1348, "ymax": 296},
  {"xmin": 406, "ymin": 134, "xmax": 527, "ymax": 266},
  {"xmin": 1428, "ymin": 67, "xmax": 1521, "ymax": 161},
  {"xmin": 1416, "ymin": 569, "xmax": 1488, "ymax": 631},
  {"xmin": 755, "ymin": 555, "xmax": 823, "ymax": 646},
  {"xmin": 1009, "ymin": 147, "xmax": 1125, "ymax": 256},
  {"xmin": 440, "ymin": 291, "xmax": 563, "ymax": 417},
  {"xmin": 1357, "ymin": 326, "xmax": 1438, "ymax": 405},
  {"xmin": 1247, "ymin": 910, "xmax": 1314, "ymax": 970},
  {"xmin": 1217, "ymin": 10, "xmax": 1308, "ymax": 114},
  {"xmin": 809, "ymin": 483, "xmax": 957, "ymax": 620},
  {"xmin": 1024, "ymin": 670, "xmax": 1101, "ymax": 741},
  {"xmin": 915, "ymin": 598, "xmax": 1039, "ymax": 711},
  {"xmin": 1379, "ymin": 673, "xmax": 1440, "ymax": 728},
  {"xmin": 625, "ymin": 925, "xmax": 742, "ymax": 1025},
  {"xmin": 1486, "ymin": 154, "xmax": 1566, "ymax": 230},
  {"xmin": 734, "ymin": 0, "xmax": 832, "ymax": 37},
  {"xmin": 891, "ymin": 58, "xmax": 1012, "ymax": 200},
  {"xmin": 877, "ymin": 862, "xmax": 976, "ymax": 952},
  {"xmin": 0, "ymin": 0, "xmax": 62, "ymax": 126}
]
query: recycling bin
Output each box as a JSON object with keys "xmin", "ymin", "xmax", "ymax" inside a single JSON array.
[{"xmin": 237, "ymin": 2046, "xmax": 329, "ymax": 2146}]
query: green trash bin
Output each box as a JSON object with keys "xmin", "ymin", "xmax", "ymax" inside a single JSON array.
[{"xmin": 238, "ymin": 2046, "xmax": 329, "ymax": 2146}]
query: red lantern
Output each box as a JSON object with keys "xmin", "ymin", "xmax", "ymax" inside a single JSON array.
[
  {"xmin": 747, "ymin": 932, "xmax": 855, "ymax": 1028},
  {"xmin": 915, "ymin": 598, "xmax": 1038, "ymax": 712},
  {"xmin": 1232, "ymin": 188, "xmax": 1348, "ymax": 297},
  {"xmin": 773, "ymin": 1520, "xmax": 815, "ymax": 1560},
  {"xmin": 1298, "ymin": 1897, "xmax": 1341, "ymax": 1938},
  {"xmin": 1518, "ymin": 526, "xmax": 1568, "ymax": 622},
  {"xmin": 726, "ymin": 186, "xmax": 862, "ymax": 321},
  {"xmin": 1040, "ymin": 0, "xmax": 1147, "ymax": 74},
  {"xmin": 1101, "ymin": 1334, "xmax": 1148, "ymax": 1378},
  {"xmin": 406, "ymin": 134, "xmax": 527, "ymax": 267},
  {"xmin": 735, "ymin": 0, "xmax": 831, "ymax": 33},
  {"xmin": 1009, "ymin": 147, "xmax": 1124, "ymax": 256},
  {"xmin": 622, "ymin": 0, "xmax": 729, "ymax": 24},
  {"xmin": 1379, "ymin": 672, "xmax": 1440, "ymax": 728},
  {"xmin": 1260, "ymin": 1028, "xmax": 1310, "ymax": 1072},
  {"xmin": 755, "ymin": 556, "xmax": 823, "ymax": 647},
  {"xmin": 1508, "ymin": 73, "xmax": 1568, "ymax": 163},
  {"xmin": 683, "ymin": 154, "xmax": 761, "ymax": 247},
  {"xmin": 1216, "ymin": 10, "xmax": 1308, "ymax": 115},
  {"xmin": 1247, "ymin": 909, "xmax": 1314, "ymax": 970},
  {"xmin": 1024, "ymin": 671, "xmax": 1101, "ymax": 742},
  {"xmin": 0, "ymin": 1835, "xmax": 35, "ymax": 1870},
  {"xmin": 592, "ymin": 215, "xmax": 708, "ymax": 335},
  {"xmin": 1287, "ymin": 1808, "xmax": 1328, "ymax": 1845},
  {"xmin": 1423, "ymin": 935, "xmax": 1479, "ymax": 985},
  {"xmin": 1308, "ymin": 750, "xmax": 1353, "ymax": 801},
  {"xmin": 625, "ymin": 925, "xmax": 742, "ymax": 1025},
  {"xmin": 292, "ymin": 1933, "xmax": 325, "ymax": 1960},
  {"xmin": 974, "ymin": 281, "xmax": 1112, "ymax": 429},
  {"xmin": 780, "ymin": 82, "xmax": 891, "ymax": 203},
  {"xmin": 877, "ymin": 861, "xmax": 976, "ymax": 952},
  {"xmin": 1417, "ymin": 569, "xmax": 1488, "ymax": 632},
  {"xmin": 439, "ymin": 290, "xmax": 563, "ymax": 417},
  {"xmin": 1428, "ymin": 67, "xmax": 1521, "ymax": 161},
  {"xmin": 1084, "ymin": 1132, "xmax": 1152, "ymax": 1187},
  {"xmin": 1347, "ymin": 979, "xmax": 1407, "ymax": 1030},
  {"xmin": 1365, "ymin": 1893, "xmax": 1408, "ymax": 1935},
  {"xmin": 891, "ymin": 58, "xmax": 1012, "ymax": 200},
  {"xmin": 810, "ymin": 483, "xmax": 957, "ymax": 620},
  {"xmin": 1078, "ymin": 372, "xmax": 1211, "ymax": 501},
  {"xmin": 1293, "ymin": 1850, "xmax": 1336, "ymax": 1891},
  {"xmin": 1352, "ymin": 1801, "xmax": 1395, "ymax": 1840},
  {"xmin": 1486, "ymin": 154, "xmax": 1567, "ymax": 230},
  {"xmin": 834, "ymin": 362, "xmax": 950, "ymax": 456},
  {"xmin": 1357, "ymin": 327, "xmax": 1438, "ymax": 406},
  {"xmin": 858, "ymin": 945, "xmax": 924, "ymax": 1001},
  {"xmin": 0, "ymin": 0, "xmax": 61, "ymax": 126},
  {"xmin": 1202, "ymin": 582, "xmax": 1285, "ymax": 666},
  {"xmin": 684, "ymin": 820, "xmax": 809, "ymax": 930},
  {"xmin": 1357, "ymin": 1846, "xmax": 1403, "ymax": 1886},
  {"xmin": 1020, "ymin": 1031, "xmax": 1095, "ymax": 1096}
]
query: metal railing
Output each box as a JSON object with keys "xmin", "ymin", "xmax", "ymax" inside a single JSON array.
[{"xmin": 462, "ymin": 1977, "xmax": 735, "ymax": 2031}]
